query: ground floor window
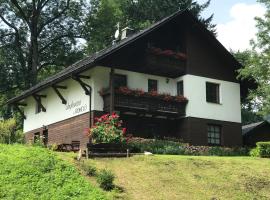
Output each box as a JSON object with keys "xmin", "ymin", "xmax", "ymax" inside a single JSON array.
[
  {"xmin": 34, "ymin": 132, "xmax": 40, "ymax": 143},
  {"xmin": 207, "ymin": 124, "xmax": 221, "ymax": 145}
]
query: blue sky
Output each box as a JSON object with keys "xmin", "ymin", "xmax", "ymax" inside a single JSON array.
[
  {"xmin": 196, "ymin": 0, "xmax": 265, "ymax": 51},
  {"xmin": 198, "ymin": 0, "xmax": 258, "ymax": 23}
]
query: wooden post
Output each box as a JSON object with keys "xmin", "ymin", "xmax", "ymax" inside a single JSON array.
[
  {"xmin": 109, "ymin": 68, "xmax": 115, "ymax": 114},
  {"xmin": 86, "ymin": 147, "xmax": 89, "ymax": 160}
]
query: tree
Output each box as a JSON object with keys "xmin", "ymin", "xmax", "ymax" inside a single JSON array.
[
  {"xmin": 0, "ymin": 0, "xmax": 86, "ymax": 89},
  {"xmin": 85, "ymin": 0, "xmax": 123, "ymax": 53},
  {"xmin": 238, "ymin": 0, "xmax": 270, "ymax": 116},
  {"xmin": 85, "ymin": 0, "xmax": 215, "ymax": 54},
  {"xmin": 233, "ymin": 50, "xmax": 263, "ymax": 125}
]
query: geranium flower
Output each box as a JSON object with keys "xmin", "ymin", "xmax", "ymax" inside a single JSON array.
[{"xmin": 122, "ymin": 128, "xmax": 127, "ymax": 135}]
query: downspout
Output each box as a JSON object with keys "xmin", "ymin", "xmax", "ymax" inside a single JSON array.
[{"xmin": 86, "ymin": 84, "xmax": 92, "ymax": 128}]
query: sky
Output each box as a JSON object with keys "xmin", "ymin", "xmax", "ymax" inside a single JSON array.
[{"xmin": 197, "ymin": 0, "xmax": 266, "ymax": 51}]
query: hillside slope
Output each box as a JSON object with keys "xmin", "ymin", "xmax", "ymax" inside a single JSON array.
[
  {"xmin": 0, "ymin": 144, "xmax": 106, "ymax": 200},
  {"xmin": 77, "ymin": 155, "xmax": 270, "ymax": 200}
]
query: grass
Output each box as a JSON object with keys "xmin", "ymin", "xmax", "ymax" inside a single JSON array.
[
  {"xmin": 61, "ymin": 153, "xmax": 270, "ymax": 200},
  {"xmin": 0, "ymin": 144, "xmax": 106, "ymax": 200}
]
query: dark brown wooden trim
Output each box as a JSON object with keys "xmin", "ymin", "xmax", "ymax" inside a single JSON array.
[
  {"xmin": 14, "ymin": 104, "xmax": 26, "ymax": 119},
  {"xmin": 15, "ymin": 102, "xmax": 27, "ymax": 107},
  {"xmin": 52, "ymin": 85, "xmax": 67, "ymax": 104},
  {"xmin": 72, "ymin": 76, "xmax": 91, "ymax": 95},
  {"xmin": 32, "ymin": 94, "xmax": 46, "ymax": 112},
  {"xmin": 53, "ymin": 85, "xmax": 67, "ymax": 90},
  {"xmin": 75, "ymin": 74, "xmax": 91, "ymax": 79},
  {"xmin": 109, "ymin": 68, "xmax": 115, "ymax": 114}
]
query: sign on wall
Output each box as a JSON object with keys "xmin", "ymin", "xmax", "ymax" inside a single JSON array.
[{"xmin": 66, "ymin": 100, "xmax": 88, "ymax": 115}]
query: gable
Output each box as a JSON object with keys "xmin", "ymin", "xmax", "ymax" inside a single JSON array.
[{"xmin": 185, "ymin": 25, "xmax": 238, "ymax": 83}]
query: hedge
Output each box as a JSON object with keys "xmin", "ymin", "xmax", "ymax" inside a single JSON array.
[{"xmin": 250, "ymin": 142, "xmax": 270, "ymax": 158}]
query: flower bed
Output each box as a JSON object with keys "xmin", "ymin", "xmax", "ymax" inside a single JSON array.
[
  {"xmin": 127, "ymin": 138, "xmax": 250, "ymax": 156},
  {"xmin": 99, "ymin": 86, "xmax": 188, "ymax": 103}
]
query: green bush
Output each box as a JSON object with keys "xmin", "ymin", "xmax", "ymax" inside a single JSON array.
[
  {"xmin": 32, "ymin": 136, "xmax": 45, "ymax": 147},
  {"xmin": 127, "ymin": 138, "xmax": 249, "ymax": 156},
  {"xmin": 128, "ymin": 139, "xmax": 186, "ymax": 155},
  {"xmin": 82, "ymin": 164, "xmax": 97, "ymax": 176},
  {"xmin": 97, "ymin": 169, "xmax": 115, "ymax": 190},
  {"xmin": 250, "ymin": 142, "xmax": 270, "ymax": 158},
  {"xmin": 0, "ymin": 118, "xmax": 23, "ymax": 144},
  {"xmin": 48, "ymin": 143, "xmax": 59, "ymax": 151}
]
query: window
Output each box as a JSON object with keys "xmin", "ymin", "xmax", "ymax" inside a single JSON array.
[
  {"xmin": 207, "ymin": 125, "xmax": 221, "ymax": 145},
  {"xmin": 114, "ymin": 74, "xmax": 127, "ymax": 88},
  {"xmin": 206, "ymin": 82, "xmax": 220, "ymax": 104},
  {"xmin": 35, "ymin": 102, "xmax": 42, "ymax": 114},
  {"xmin": 148, "ymin": 79, "xmax": 158, "ymax": 92},
  {"xmin": 34, "ymin": 132, "xmax": 40, "ymax": 143},
  {"xmin": 177, "ymin": 81, "xmax": 184, "ymax": 96}
]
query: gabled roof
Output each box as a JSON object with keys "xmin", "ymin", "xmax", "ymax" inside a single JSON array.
[
  {"xmin": 242, "ymin": 120, "xmax": 270, "ymax": 135},
  {"xmin": 7, "ymin": 9, "xmax": 241, "ymax": 105},
  {"xmin": 242, "ymin": 121, "xmax": 264, "ymax": 135}
]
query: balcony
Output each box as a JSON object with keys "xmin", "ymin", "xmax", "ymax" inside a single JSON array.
[{"xmin": 101, "ymin": 89, "xmax": 188, "ymax": 117}]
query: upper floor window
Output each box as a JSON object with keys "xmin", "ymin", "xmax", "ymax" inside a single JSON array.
[
  {"xmin": 177, "ymin": 81, "xmax": 184, "ymax": 96},
  {"xmin": 206, "ymin": 82, "xmax": 220, "ymax": 104},
  {"xmin": 207, "ymin": 124, "xmax": 221, "ymax": 146},
  {"xmin": 35, "ymin": 102, "xmax": 42, "ymax": 114},
  {"xmin": 114, "ymin": 74, "xmax": 127, "ymax": 88},
  {"xmin": 148, "ymin": 79, "xmax": 158, "ymax": 92}
]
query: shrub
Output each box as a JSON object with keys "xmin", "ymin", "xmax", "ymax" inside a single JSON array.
[
  {"xmin": 250, "ymin": 142, "xmax": 270, "ymax": 158},
  {"xmin": 82, "ymin": 164, "xmax": 97, "ymax": 176},
  {"xmin": 48, "ymin": 143, "xmax": 59, "ymax": 151},
  {"xmin": 97, "ymin": 169, "xmax": 115, "ymax": 190},
  {"xmin": 127, "ymin": 138, "xmax": 249, "ymax": 156},
  {"xmin": 0, "ymin": 118, "xmax": 23, "ymax": 144},
  {"xmin": 32, "ymin": 136, "xmax": 45, "ymax": 147},
  {"xmin": 127, "ymin": 138, "xmax": 186, "ymax": 155},
  {"xmin": 88, "ymin": 113, "xmax": 129, "ymax": 144},
  {"xmin": 250, "ymin": 148, "xmax": 260, "ymax": 157}
]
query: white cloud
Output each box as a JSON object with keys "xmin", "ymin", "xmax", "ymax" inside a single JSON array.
[{"xmin": 216, "ymin": 3, "xmax": 266, "ymax": 51}]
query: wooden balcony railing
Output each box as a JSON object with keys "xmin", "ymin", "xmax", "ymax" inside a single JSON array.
[{"xmin": 101, "ymin": 92, "xmax": 187, "ymax": 117}]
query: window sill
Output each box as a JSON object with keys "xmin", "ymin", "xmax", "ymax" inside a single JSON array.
[{"xmin": 206, "ymin": 101, "xmax": 222, "ymax": 105}]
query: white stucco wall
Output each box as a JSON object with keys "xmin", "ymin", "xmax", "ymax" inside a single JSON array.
[
  {"xmin": 23, "ymin": 70, "xmax": 93, "ymax": 132},
  {"xmin": 91, "ymin": 66, "xmax": 178, "ymax": 111},
  {"xmin": 23, "ymin": 66, "xmax": 241, "ymax": 132},
  {"xmin": 176, "ymin": 75, "xmax": 241, "ymax": 123}
]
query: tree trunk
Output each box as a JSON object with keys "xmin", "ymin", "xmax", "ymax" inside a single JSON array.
[{"xmin": 30, "ymin": 14, "xmax": 39, "ymax": 86}]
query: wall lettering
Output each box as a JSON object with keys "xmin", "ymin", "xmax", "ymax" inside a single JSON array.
[{"xmin": 66, "ymin": 100, "xmax": 87, "ymax": 115}]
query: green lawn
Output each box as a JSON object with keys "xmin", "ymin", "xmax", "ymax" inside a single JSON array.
[
  {"xmin": 62, "ymin": 154, "xmax": 270, "ymax": 200},
  {"xmin": 0, "ymin": 144, "xmax": 106, "ymax": 200}
]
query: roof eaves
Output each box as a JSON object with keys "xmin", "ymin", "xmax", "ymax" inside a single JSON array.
[{"xmin": 7, "ymin": 9, "xmax": 187, "ymax": 105}]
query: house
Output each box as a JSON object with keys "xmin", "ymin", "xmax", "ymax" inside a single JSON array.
[
  {"xmin": 242, "ymin": 119, "xmax": 270, "ymax": 146},
  {"xmin": 7, "ymin": 10, "xmax": 251, "ymax": 148}
]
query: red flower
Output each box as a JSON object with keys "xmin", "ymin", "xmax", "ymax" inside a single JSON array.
[
  {"xmin": 122, "ymin": 128, "xmax": 127, "ymax": 135},
  {"xmin": 160, "ymin": 49, "xmax": 175, "ymax": 56}
]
